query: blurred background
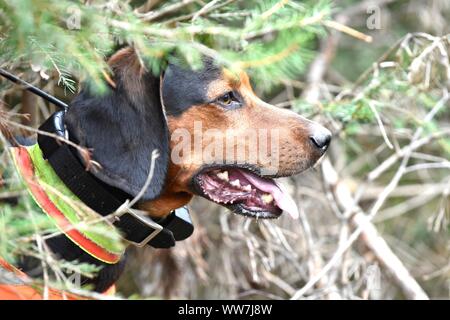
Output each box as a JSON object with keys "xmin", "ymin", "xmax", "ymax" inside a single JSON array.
[{"xmin": 1, "ymin": 0, "xmax": 449, "ymax": 299}]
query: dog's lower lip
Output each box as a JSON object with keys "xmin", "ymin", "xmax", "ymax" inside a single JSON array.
[{"xmin": 230, "ymin": 203, "xmax": 281, "ymax": 219}]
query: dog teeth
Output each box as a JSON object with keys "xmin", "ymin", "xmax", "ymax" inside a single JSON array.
[
  {"xmin": 243, "ymin": 184, "xmax": 252, "ymax": 192},
  {"xmin": 217, "ymin": 171, "xmax": 229, "ymax": 181},
  {"xmin": 261, "ymin": 194, "xmax": 274, "ymax": 204},
  {"xmin": 230, "ymin": 179, "xmax": 241, "ymax": 187},
  {"xmin": 209, "ymin": 194, "xmax": 222, "ymax": 203}
]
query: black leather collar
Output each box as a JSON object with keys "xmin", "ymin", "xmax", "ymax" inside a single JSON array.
[{"xmin": 37, "ymin": 111, "xmax": 193, "ymax": 249}]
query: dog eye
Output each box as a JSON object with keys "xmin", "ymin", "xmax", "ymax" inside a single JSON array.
[
  {"xmin": 219, "ymin": 92, "xmax": 233, "ymax": 104},
  {"xmin": 217, "ymin": 91, "xmax": 240, "ymax": 109}
]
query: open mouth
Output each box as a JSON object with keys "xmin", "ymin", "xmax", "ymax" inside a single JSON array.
[{"xmin": 193, "ymin": 167, "xmax": 299, "ymax": 219}]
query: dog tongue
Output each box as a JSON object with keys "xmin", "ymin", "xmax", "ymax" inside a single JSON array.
[{"xmin": 240, "ymin": 171, "xmax": 299, "ymax": 219}]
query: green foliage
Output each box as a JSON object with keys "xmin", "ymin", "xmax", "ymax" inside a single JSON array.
[{"xmin": 0, "ymin": 0, "xmax": 331, "ymax": 94}]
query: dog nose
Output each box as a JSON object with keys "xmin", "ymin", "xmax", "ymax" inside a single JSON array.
[{"xmin": 309, "ymin": 126, "xmax": 332, "ymax": 151}]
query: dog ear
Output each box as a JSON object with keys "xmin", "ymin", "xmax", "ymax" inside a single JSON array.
[{"xmin": 65, "ymin": 48, "xmax": 169, "ymax": 201}]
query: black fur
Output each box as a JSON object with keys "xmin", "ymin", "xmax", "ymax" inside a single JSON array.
[
  {"xmin": 162, "ymin": 58, "xmax": 222, "ymax": 116},
  {"xmin": 18, "ymin": 235, "xmax": 127, "ymax": 293},
  {"xmin": 45, "ymin": 234, "xmax": 128, "ymax": 292},
  {"xmin": 65, "ymin": 57, "xmax": 222, "ymax": 198},
  {"xmin": 65, "ymin": 72, "xmax": 169, "ymax": 201}
]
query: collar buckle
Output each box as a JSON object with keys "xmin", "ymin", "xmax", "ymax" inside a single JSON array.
[{"xmin": 115, "ymin": 207, "xmax": 163, "ymax": 247}]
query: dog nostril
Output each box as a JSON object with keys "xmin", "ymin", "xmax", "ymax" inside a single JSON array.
[{"xmin": 309, "ymin": 128, "xmax": 332, "ymax": 151}]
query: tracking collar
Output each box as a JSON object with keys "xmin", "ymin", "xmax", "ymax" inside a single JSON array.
[{"xmin": 37, "ymin": 111, "xmax": 194, "ymax": 250}]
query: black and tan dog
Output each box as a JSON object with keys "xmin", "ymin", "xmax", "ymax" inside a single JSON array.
[{"xmin": 9, "ymin": 47, "xmax": 331, "ymax": 295}]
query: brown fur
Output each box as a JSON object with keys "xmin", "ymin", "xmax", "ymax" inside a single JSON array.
[{"xmin": 139, "ymin": 69, "xmax": 323, "ymax": 217}]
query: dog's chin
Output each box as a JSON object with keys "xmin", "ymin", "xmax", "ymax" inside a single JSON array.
[{"xmin": 191, "ymin": 165, "xmax": 303, "ymax": 220}]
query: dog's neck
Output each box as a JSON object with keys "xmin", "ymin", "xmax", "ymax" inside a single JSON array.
[{"xmin": 138, "ymin": 193, "xmax": 193, "ymax": 217}]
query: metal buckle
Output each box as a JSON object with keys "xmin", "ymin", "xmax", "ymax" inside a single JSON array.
[{"xmin": 116, "ymin": 207, "xmax": 163, "ymax": 247}]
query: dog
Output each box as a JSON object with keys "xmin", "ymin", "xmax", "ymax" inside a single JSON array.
[{"xmin": 4, "ymin": 47, "xmax": 331, "ymax": 296}]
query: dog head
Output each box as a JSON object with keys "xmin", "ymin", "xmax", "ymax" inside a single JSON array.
[{"xmin": 66, "ymin": 48, "xmax": 331, "ymax": 220}]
